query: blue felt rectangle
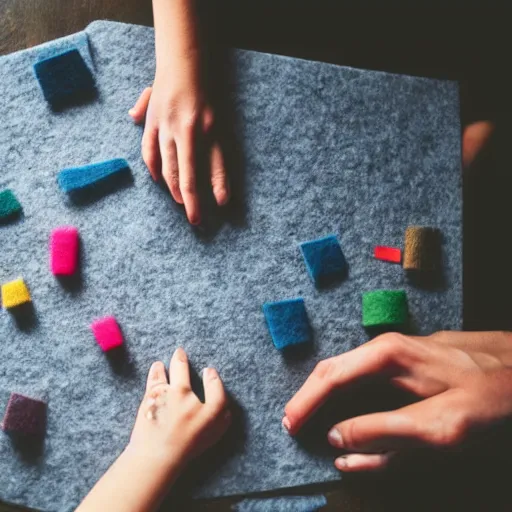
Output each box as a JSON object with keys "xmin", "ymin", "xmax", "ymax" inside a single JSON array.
[
  {"xmin": 33, "ymin": 48, "xmax": 97, "ymax": 111},
  {"xmin": 300, "ymin": 235, "xmax": 347, "ymax": 286},
  {"xmin": 57, "ymin": 158, "xmax": 131, "ymax": 193},
  {"xmin": 263, "ymin": 298, "xmax": 311, "ymax": 350},
  {"xmin": 233, "ymin": 495, "xmax": 327, "ymax": 511}
]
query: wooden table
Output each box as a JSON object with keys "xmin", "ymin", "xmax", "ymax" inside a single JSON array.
[{"xmin": 1, "ymin": 2, "xmax": 510, "ymax": 511}]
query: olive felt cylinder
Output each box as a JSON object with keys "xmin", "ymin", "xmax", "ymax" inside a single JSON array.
[{"xmin": 403, "ymin": 226, "xmax": 441, "ymax": 271}]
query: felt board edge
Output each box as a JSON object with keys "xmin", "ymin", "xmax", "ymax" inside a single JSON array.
[
  {"xmin": 85, "ymin": 20, "xmax": 459, "ymax": 91},
  {"xmin": 0, "ymin": 30, "xmax": 94, "ymax": 73}
]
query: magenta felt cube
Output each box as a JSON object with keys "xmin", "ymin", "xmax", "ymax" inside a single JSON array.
[
  {"xmin": 1, "ymin": 393, "xmax": 47, "ymax": 436},
  {"xmin": 91, "ymin": 316, "xmax": 123, "ymax": 351},
  {"xmin": 50, "ymin": 226, "xmax": 79, "ymax": 275}
]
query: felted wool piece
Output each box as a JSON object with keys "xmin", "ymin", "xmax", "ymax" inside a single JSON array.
[
  {"xmin": 57, "ymin": 158, "xmax": 131, "ymax": 194},
  {"xmin": 1, "ymin": 393, "xmax": 47, "ymax": 436},
  {"xmin": 263, "ymin": 299, "xmax": 311, "ymax": 349},
  {"xmin": 50, "ymin": 226, "xmax": 79, "ymax": 275},
  {"xmin": 0, "ymin": 189, "xmax": 22, "ymax": 221},
  {"xmin": 233, "ymin": 495, "xmax": 327, "ymax": 512},
  {"xmin": 1, "ymin": 278, "xmax": 31, "ymax": 309},
  {"xmin": 0, "ymin": 21, "xmax": 462, "ymax": 511},
  {"xmin": 91, "ymin": 316, "xmax": 124, "ymax": 351},
  {"xmin": 33, "ymin": 48, "xmax": 97, "ymax": 111},
  {"xmin": 362, "ymin": 290, "xmax": 408, "ymax": 327},
  {"xmin": 374, "ymin": 246, "xmax": 402, "ymax": 263},
  {"xmin": 299, "ymin": 235, "xmax": 347, "ymax": 285},
  {"xmin": 403, "ymin": 226, "xmax": 442, "ymax": 271}
]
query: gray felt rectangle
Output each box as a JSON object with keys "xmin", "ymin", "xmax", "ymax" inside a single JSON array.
[{"xmin": 0, "ymin": 21, "xmax": 461, "ymax": 512}]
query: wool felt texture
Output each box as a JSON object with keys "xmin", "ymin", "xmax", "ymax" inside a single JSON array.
[
  {"xmin": 50, "ymin": 226, "xmax": 79, "ymax": 276},
  {"xmin": 33, "ymin": 48, "xmax": 97, "ymax": 111},
  {"xmin": 403, "ymin": 226, "xmax": 442, "ymax": 271},
  {"xmin": 91, "ymin": 316, "xmax": 124, "ymax": 352},
  {"xmin": 233, "ymin": 495, "xmax": 327, "ymax": 511},
  {"xmin": 362, "ymin": 290, "xmax": 408, "ymax": 327},
  {"xmin": 263, "ymin": 298, "xmax": 311, "ymax": 350},
  {"xmin": 374, "ymin": 246, "xmax": 402, "ymax": 264},
  {"xmin": 57, "ymin": 158, "xmax": 131, "ymax": 195},
  {"xmin": 0, "ymin": 21, "xmax": 462, "ymax": 511},
  {"xmin": 1, "ymin": 393, "xmax": 47, "ymax": 436},
  {"xmin": 0, "ymin": 189, "xmax": 22, "ymax": 221},
  {"xmin": 299, "ymin": 235, "xmax": 347, "ymax": 286},
  {"xmin": 1, "ymin": 278, "xmax": 31, "ymax": 310}
]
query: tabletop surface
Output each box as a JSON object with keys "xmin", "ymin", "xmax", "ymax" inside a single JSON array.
[{"xmin": 0, "ymin": 1, "xmax": 510, "ymax": 512}]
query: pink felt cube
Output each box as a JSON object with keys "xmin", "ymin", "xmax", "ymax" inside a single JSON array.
[
  {"xmin": 50, "ymin": 226, "xmax": 79, "ymax": 275},
  {"xmin": 91, "ymin": 316, "xmax": 123, "ymax": 352}
]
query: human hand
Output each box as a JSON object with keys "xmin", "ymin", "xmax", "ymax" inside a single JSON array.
[
  {"xmin": 284, "ymin": 331, "xmax": 512, "ymax": 472},
  {"xmin": 129, "ymin": 74, "xmax": 229, "ymax": 225},
  {"xmin": 128, "ymin": 348, "xmax": 231, "ymax": 472}
]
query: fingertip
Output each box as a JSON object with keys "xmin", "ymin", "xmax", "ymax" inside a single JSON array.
[
  {"xmin": 214, "ymin": 186, "xmax": 230, "ymax": 207},
  {"xmin": 169, "ymin": 184, "xmax": 184, "ymax": 204},
  {"xmin": 187, "ymin": 208, "xmax": 201, "ymax": 226},
  {"xmin": 203, "ymin": 367, "xmax": 219, "ymax": 382},
  {"xmin": 173, "ymin": 347, "xmax": 187, "ymax": 363},
  {"xmin": 327, "ymin": 427, "xmax": 344, "ymax": 448},
  {"xmin": 335, "ymin": 453, "xmax": 391, "ymax": 472},
  {"xmin": 282, "ymin": 416, "xmax": 298, "ymax": 436}
]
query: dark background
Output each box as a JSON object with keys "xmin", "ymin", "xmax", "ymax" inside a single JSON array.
[{"xmin": 0, "ymin": 1, "xmax": 510, "ymax": 511}]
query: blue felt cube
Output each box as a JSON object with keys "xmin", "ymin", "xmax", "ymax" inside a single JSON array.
[
  {"xmin": 263, "ymin": 298, "xmax": 311, "ymax": 350},
  {"xmin": 58, "ymin": 158, "xmax": 131, "ymax": 193},
  {"xmin": 33, "ymin": 48, "xmax": 97, "ymax": 111},
  {"xmin": 300, "ymin": 235, "xmax": 347, "ymax": 286}
]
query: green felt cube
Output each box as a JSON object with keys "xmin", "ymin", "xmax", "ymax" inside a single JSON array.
[
  {"xmin": 362, "ymin": 290, "xmax": 408, "ymax": 327},
  {"xmin": 0, "ymin": 189, "xmax": 22, "ymax": 220}
]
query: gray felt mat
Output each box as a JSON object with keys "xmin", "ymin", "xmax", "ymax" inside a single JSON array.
[{"xmin": 0, "ymin": 21, "xmax": 461, "ymax": 512}]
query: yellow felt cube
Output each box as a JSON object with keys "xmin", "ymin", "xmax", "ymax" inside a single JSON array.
[{"xmin": 1, "ymin": 278, "xmax": 31, "ymax": 309}]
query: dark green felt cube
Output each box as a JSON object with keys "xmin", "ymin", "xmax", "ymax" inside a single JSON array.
[{"xmin": 0, "ymin": 189, "xmax": 22, "ymax": 221}]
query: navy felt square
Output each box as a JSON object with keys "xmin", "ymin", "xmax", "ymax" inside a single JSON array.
[
  {"xmin": 33, "ymin": 49, "xmax": 97, "ymax": 111},
  {"xmin": 300, "ymin": 235, "xmax": 347, "ymax": 286},
  {"xmin": 263, "ymin": 298, "xmax": 311, "ymax": 350}
]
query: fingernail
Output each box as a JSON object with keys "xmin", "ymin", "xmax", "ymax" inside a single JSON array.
[
  {"xmin": 175, "ymin": 347, "xmax": 187, "ymax": 362},
  {"xmin": 327, "ymin": 428, "xmax": 344, "ymax": 447},
  {"xmin": 203, "ymin": 367, "xmax": 218, "ymax": 381},
  {"xmin": 335, "ymin": 456, "xmax": 349, "ymax": 470},
  {"xmin": 282, "ymin": 416, "xmax": 291, "ymax": 432},
  {"xmin": 214, "ymin": 187, "xmax": 229, "ymax": 206},
  {"xmin": 128, "ymin": 108, "xmax": 135, "ymax": 115}
]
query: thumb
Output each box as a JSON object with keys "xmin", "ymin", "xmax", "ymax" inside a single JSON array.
[{"xmin": 129, "ymin": 87, "xmax": 153, "ymax": 124}]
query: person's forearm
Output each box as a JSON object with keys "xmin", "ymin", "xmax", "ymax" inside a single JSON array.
[
  {"xmin": 152, "ymin": 0, "xmax": 200, "ymax": 77},
  {"xmin": 76, "ymin": 446, "xmax": 183, "ymax": 512}
]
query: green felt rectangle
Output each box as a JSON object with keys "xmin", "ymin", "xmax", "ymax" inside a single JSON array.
[{"xmin": 362, "ymin": 290, "xmax": 408, "ymax": 327}]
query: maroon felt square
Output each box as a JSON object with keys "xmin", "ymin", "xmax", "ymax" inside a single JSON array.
[{"xmin": 1, "ymin": 393, "xmax": 47, "ymax": 436}]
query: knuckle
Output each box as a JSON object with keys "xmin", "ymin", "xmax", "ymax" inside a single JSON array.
[
  {"xmin": 377, "ymin": 333, "xmax": 409, "ymax": 357},
  {"xmin": 340, "ymin": 420, "xmax": 357, "ymax": 450},
  {"xmin": 169, "ymin": 178, "xmax": 180, "ymax": 194},
  {"xmin": 181, "ymin": 179, "xmax": 196, "ymax": 195},
  {"xmin": 206, "ymin": 401, "xmax": 226, "ymax": 421},
  {"xmin": 429, "ymin": 413, "xmax": 469, "ymax": 448},
  {"xmin": 313, "ymin": 359, "xmax": 335, "ymax": 382},
  {"xmin": 429, "ymin": 331, "xmax": 451, "ymax": 343},
  {"xmin": 202, "ymin": 109, "xmax": 215, "ymax": 133},
  {"xmin": 180, "ymin": 111, "xmax": 199, "ymax": 132}
]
